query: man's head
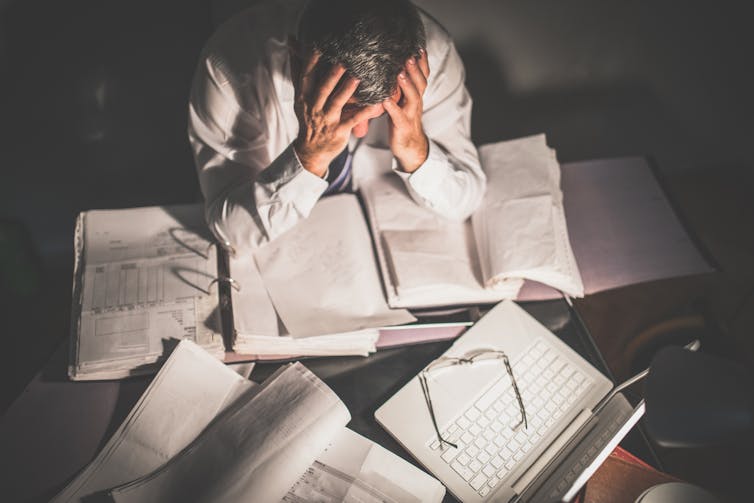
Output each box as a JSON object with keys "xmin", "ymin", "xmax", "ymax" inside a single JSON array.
[{"xmin": 297, "ymin": 0, "xmax": 426, "ymax": 106}]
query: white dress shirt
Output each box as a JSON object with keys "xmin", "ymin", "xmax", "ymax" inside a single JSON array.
[{"xmin": 188, "ymin": 0, "xmax": 485, "ymax": 251}]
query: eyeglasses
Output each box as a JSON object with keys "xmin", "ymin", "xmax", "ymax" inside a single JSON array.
[{"xmin": 418, "ymin": 349, "xmax": 528, "ymax": 449}]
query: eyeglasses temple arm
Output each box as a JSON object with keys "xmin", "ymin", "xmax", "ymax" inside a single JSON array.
[
  {"xmin": 419, "ymin": 373, "xmax": 458, "ymax": 449},
  {"xmin": 503, "ymin": 357, "xmax": 528, "ymax": 430}
]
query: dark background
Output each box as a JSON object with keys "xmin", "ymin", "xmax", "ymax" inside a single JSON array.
[{"xmin": 1, "ymin": 0, "xmax": 753, "ymax": 499}]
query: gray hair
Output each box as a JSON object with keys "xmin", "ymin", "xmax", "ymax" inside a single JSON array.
[{"xmin": 298, "ymin": 0, "xmax": 426, "ymax": 105}]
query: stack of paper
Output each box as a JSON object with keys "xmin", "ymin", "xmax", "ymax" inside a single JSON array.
[
  {"xmin": 69, "ymin": 204, "xmax": 225, "ymax": 380},
  {"xmin": 361, "ymin": 134, "xmax": 583, "ymax": 308},
  {"xmin": 52, "ymin": 341, "xmax": 444, "ymax": 502},
  {"xmin": 226, "ymin": 242, "xmax": 386, "ymax": 359},
  {"xmin": 231, "ymin": 194, "xmax": 415, "ymax": 357},
  {"xmin": 51, "ymin": 340, "xmax": 252, "ymax": 502},
  {"xmin": 474, "ymin": 135, "xmax": 583, "ymax": 296}
]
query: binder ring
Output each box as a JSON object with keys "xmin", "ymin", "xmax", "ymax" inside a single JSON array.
[
  {"xmin": 211, "ymin": 220, "xmax": 237, "ymax": 258},
  {"xmin": 208, "ymin": 276, "xmax": 241, "ymax": 293},
  {"xmin": 208, "ymin": 240, "xmax": 237, "ymax": 258}
]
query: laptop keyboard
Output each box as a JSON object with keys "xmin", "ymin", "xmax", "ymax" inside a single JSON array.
[{"xmin": 427, "ymin": 338, "xmax": 593, "ymax": 498}]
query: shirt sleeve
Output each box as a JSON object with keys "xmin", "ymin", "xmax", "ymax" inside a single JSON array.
[
  {"xmin": 391, "ymin": 26, "xmax": 486, "ymax": 221},
  {"xmin": 188, "ymin": 55, "xmax": 327, "ymax": 251}
]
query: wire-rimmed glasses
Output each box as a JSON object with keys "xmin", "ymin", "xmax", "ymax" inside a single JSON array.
[{"xmin": 418, "ymin": 349, "xmax": 528, "ymax": 449}]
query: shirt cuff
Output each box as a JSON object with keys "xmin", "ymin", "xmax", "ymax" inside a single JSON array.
[
  {"xmin": 391, "ymin": 139, "xmax": 453, "ymax": 196},
  {"xmin": 257, "ymin": 143, "xmax": 328, "ymax": 211},
  {"xmin": 277, "ymin": 146, "xmax": 329, "ymax": 206},
  {"xmin": 292, "ymin": 146, "xmax": 329, "ymax": 180}
]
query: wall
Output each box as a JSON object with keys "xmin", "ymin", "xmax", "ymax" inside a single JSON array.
[{"xmin": 1, "ymin": 0, "xmax": 752, "ymax": 265}]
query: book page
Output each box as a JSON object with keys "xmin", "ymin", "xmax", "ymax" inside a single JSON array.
[
  {"xmin": 227, "ymin": 223, "xmax": 380, "ymax": 359},
  {"xmin": 360, "ymin": 174, "xmax": 522, "ymax": 308},
  {"xmin": 380, "ymin": 227, "xmax": 517, "ymax": 308},
  {"xmin": 55, "ymin": 341, "xmax": 442, "ymax": 503},
  {"xmin": 474, "ymin": 136, "xmax": 584, "ymax": 297},
  {"xmin": 110, "ymin": 362, "xmax": 350, "ymax": 503},
  {"xmin": 72, "ymin": 205, "xmax": 223, "ymax": 379},
  {"xmin": 284, "ymin": 428, "xmax": 444, "ymax": 503},
  {"xmin": 228, "ymin": 252, "xmax": 279, "ymax": 336},
  {"xmin": 253, "ymin": 194, "xmax": 415, "ymax": 337},
  {"xmin": 52, "ymin": 341, "xmax": 253, "ymax": 503}
]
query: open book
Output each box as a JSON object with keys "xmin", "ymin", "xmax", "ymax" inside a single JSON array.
[
  {"xmin": 361, "ymin": 134, "xmax": 584, "ymax": 309},
  {"xmin": 69, "ymin": 197, "xmax": 415, "ymax": 380},
  {"xmin": 52, "ymin": 341, "xmax": 444, "ymax": 503}
]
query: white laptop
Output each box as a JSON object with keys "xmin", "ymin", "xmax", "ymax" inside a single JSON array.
[{"xmin": 376, "ymin": 300, "xmax": 645, "ymax": 502}]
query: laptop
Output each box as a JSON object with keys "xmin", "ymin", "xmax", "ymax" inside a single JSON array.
[{"xmin": 375, "ymin": 300, "xmax": 645, "ymax": 502}]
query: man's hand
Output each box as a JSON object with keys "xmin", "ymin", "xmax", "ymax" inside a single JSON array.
[
  {"xmin": 292, "ymin": 50, "xmax": 378, "ymax": 177},
  {"xmin": 383, "ymin": 49, "xmax": 431, "ymax": 173}
]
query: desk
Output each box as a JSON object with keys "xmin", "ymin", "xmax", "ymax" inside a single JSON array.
[{"xmin": 0, "ymin": 299, "xmax": 657, "ymax": 503}]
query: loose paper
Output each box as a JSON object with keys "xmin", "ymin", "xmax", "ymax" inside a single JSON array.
[{"xmin": 253, "ymin": 194, "xmax": 415, "ymax": 337}]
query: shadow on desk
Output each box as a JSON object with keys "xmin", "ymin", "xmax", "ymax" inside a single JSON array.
[{"xmin": 1, "ymin": 340, "xmax": 151, "ymax": 503}]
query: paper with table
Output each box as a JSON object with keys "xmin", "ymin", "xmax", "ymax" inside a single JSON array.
[
  {"xmin": 52, "ymin": 341, "xmax": 444, "ymax": 503},
  {"xmin": 283, "ymin": 427, "xmax": 444, "ymax": 502},
  {"xmin": 69, "ymin": 204, "xmax": 225, "ymax": 380},
  {"xmin": 361, "ymin": 134, "xmax": 584, "ymax": 308}
]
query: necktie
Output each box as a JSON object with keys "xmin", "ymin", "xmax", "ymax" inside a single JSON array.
[{"xmin": 322, "ymin": 147, "xmax": 352, "ymax": 196}]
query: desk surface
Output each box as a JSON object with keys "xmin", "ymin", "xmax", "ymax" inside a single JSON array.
[{"xmin": 0, "ymin": 299, "xmax": 655, "ymax": 503}]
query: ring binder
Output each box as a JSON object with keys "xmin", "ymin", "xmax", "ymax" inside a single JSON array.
[
  {"xmin": 208, "ymin": 276, "xmax": 241, "ymax": 292},
  {"xmin": 211, "ymin": 219, "xmax": 237, "ymax": 258}
]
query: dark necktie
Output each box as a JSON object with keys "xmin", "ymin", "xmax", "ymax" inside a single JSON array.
[{"xmin": 322, "ymin": 147, "xmax": 352, "ymax": 196}]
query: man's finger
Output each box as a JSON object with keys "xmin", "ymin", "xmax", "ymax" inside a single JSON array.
[
  {"xmin": 301, "ymin": 48, "xmax": 320, "ymax": 76},
  {"xmin": 383, "ymin": 98, "xmax": 408, "ymax": 129},
  {"xmin": 343, "ymin": 103, "xmax": 383, "ymax": 129},
  {"xmin": 299, "ymin": 49, "xmax": 322, "ymax": 96},
  {"xmin": 417, "ymin": 48, "xmax": 430, "ymax": 80},
  {"xmin": 405, "ymin": 57, "xmax": 428, "ymax": 96},
  {"xmin": 397, "ymin": 70, "xmax": 420, "ymax": 110},
  {"xmin": 325, "ymin": 75, "xmax": 360, "ymax": 116},
  {"xmin": 312, "ymin": 64, "xmax": 347, "ymax": 110}
]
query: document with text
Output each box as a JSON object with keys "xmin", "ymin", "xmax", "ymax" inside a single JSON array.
[
  {"xmin": 70, "ymin": 204, "xmax": 223, "ymax": 380},
  {"xmin": 52, "ymin": 341, "xmax": 444, "ymax": 502},
  {"xmin": 361, "ymin": 134, "xmax": 582, "ymax": 309}
]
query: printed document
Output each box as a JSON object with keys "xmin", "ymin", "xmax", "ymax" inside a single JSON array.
[
  {"xmin": 71, "ymin": 205, "xmax": 223, "ymax": 379},
  {"xmin": 361, "ymin": 134, "xmax": 582, "ymax": 308},
  {"xmin": 53, "ymin": 340, "xmax": 443, "ymax": 502},
  {"xmin": 109, "ymin": 362, "xmax": 349, "ymax": 502},
  {"xmin": 254, "ymin": 194, "xmax": 415, "ymax": 337},
  {"xmin": 51, "ymin": 341, "xmax": 252, "ymax": 502},
  {"xmin": 284, "ymin": 428, "xmax": 444, "ymax": 503}
]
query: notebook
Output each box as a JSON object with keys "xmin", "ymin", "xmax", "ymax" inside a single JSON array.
[
  {"xmin": 375, "ymin": 301, "xmax": 645, "ymax": 502},
  {"xmin": 360, "ymin": 135, "xmax": 584, "ymax": 309}
]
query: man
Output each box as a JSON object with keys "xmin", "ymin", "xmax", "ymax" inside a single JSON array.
[{"xmin": 189, "ymin": 0, "xmax": 485, "ymax": 251}]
